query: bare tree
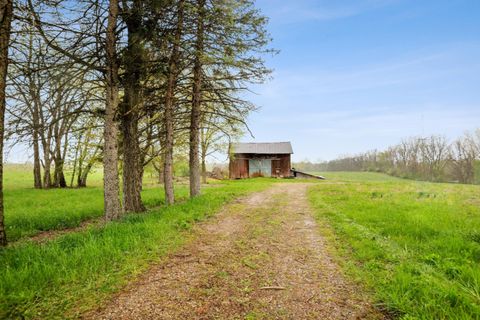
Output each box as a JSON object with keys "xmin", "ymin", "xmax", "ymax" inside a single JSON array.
[
  {"xmin": 200, "ymin": 107, "xmax": 241, "ymax": 183},
  {"xmin": 27, "ymin": 0, "xmax": 123, "ymax": 218},
  {"xmin": 69, "ymin": 116, "xmax": 102, "ymax": 187},
  {"xmin": 420, "ymin": 135, "xmax": 449, "ymax": 181},
  {"xmin": 449, "ymin": 135, "xmax": 478, "ymax": 184}
]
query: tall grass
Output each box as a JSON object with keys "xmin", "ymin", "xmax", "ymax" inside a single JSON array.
[
  {"xmin": 0, "ymin": 179, "xmax": 273, "ymax": 319},
  {"xmin": 4, "ymin": 185, "xmax": 191, "ymax": 241},
  {"xmin": 309, "ymin": 174, "xmax": 480, "ymax": 319},
  {"xmin": 3, "ymin": 164, "xmax": 192, "ymax": 241}
]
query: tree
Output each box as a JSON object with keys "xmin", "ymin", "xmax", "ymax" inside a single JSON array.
[
  {"xmin": 119, "ymin": 0, "xmax": 147, "ymax": 212},
  {"xmin": 6, "ymin": 23, "xmax": 44, "ymax": 188},
  {"xmin": 163, "ymin": 0, "xmax": 185, "ymax": 205},
  {"xmin": 449, "ymin": 135, "xmax": 477, "ymax": 184},
  {"xmin": 69, "ymin": 116, "xmax": 102, "ymax": 187},
  {"xmin": 187, "ymin": 0, "xmax": 273, "ymax": 197},
  {"xmin": 27, "ymin": 0, "xmax": 124, "ymax": 219},
  {"xmin": 199, "ymin": 106, "xmax": 241, "ymax": 183},
  {"xmin": 7, "ymin": 34, "xmax": 93, "ymax": 189},
  {"xmin": 189, "ymin": 0, "xmax": 206, "ymax": 197},
  {"xmin": 6, "ymin": 28, "xmax": 45, "ymax": 188},
  {"xmin": 0, "ymin": 0, "xmax": 13, "ymax": 246},
  {"xmin": 420, "ymin": 135, "xmax": 449, "ymax": 181},
  {"xmin": 15, "ymin": 0, "xmax": 273, "ymax": 217},
  {"xmin": 103, "ymin": 0, "xmax": 122, "ymax": 220}
]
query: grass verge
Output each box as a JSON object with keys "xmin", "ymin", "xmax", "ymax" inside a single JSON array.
[
  {"xmin": 308, "ymin": 175, "xmax": 480, "ymax": 319},
  {"xmin": 0, "ymin": 179, "xmax": 273, "ymax": 319},
  {"xmin": 4, "ymin": 185, "xmax": 190, "ymax": 242}
]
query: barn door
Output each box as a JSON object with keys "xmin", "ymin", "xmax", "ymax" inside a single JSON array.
[
  {"xmin": 272, "ymin": 159, "xmax": 281, "ymax": 177},
  {"xmin": 248, "ymin": 159, "xmax": 271, "ymax": 177}
]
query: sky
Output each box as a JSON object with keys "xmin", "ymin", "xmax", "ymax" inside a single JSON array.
[
  {"xmin": 5, "ymin": 0, "xmax": 480, "ymax": 164},
  {"xmin": 243, "ymin": 0, "xmax": 480, "ymax": 161}
]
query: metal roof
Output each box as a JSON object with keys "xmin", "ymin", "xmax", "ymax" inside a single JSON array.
[{"xmin": 231, "ymin": 142, "xmax": 293, "ymax": 154}]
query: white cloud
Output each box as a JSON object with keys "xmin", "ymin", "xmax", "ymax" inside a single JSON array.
[
  {"xmin": 258, "ymin": 0, "xmax": 399, "ymax": 24},
  {"xmin": 244, "ymin": 43, "xmax": 480, "ymax": 160},
  {"xmin": 252, "ymin": 43, "xmax": 480, "ymax": 106}
]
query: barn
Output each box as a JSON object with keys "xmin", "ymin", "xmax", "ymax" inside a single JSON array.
[{"xmin": 229, "ymin": 142, "xmax": 293, "ymax": 179}]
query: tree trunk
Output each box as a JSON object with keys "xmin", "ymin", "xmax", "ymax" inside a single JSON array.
[
  {"xmin": 53, "ymin": 158, "xmax": 67, "ymax": 188},
  {"xmin": 136, "ymin": 164, "xmax": 144, "ymax": 192},
  {"xmin": 157, "ymin": 164, "xmax": 164, "ymax": 184},
  {"xmin": 189, "ymin": 0, "xmax": 205, "ymax": 198},
  {"xmin": 77, "ymin": 156, "xmax": 84, "ymax": 187},
  {"xmin": 25, "ymin": 23, "xmax": 42, "ymax": 189},
  {"xmin": 31, "ymin": 96, "xmax": 42, "ymax": 188},
  {"xmin": 200, "ymin": 124, "xmax": 207, "ymax": 184},
  {"xmin": 70, "ymin": 133, "xmax": 82, "ymax": 187},
  {"xmin": 152, "ymin": 153, "xmax": 164, "ymax": 184},
  {"xmin": 78, "ymin": 160, "xmax": 94, "ymax": 187},
  {"xmin": 0, "ymin": 0, "xmax": 13, "ymax": 246},
  {"xmin": 42, "ymin": 148, "xmax": 51, "ymax": 188},
  {"xmin": 32, "ymin": 134, "xmax": 42, "ymax": 189},
  {"xmin": 103, "ymin": 0, "xmax": 122, "ymax": 221},
  {"xmin": 120, "ymin": 0, "xmax": 145, "ymax": 212},
  {"xmin": 121, "ymin": 112, "xmax": 144, "ymax": 211},
  {"xmin": 163, "ymin": 0, "xmax": 184, "ymax": 205},
  {"xmin": 77, "ymin": 167, "xmax": 86, "ymax": 187},
  {"xmin": 201, "ymin": 146, "xmax": 207, "ymax": 184},
  {"xmin": 53, "ymin": 140, "xmax": 67, "ymax": 188},
  {"xmin": 201, "ymin": 157, "xmax": 207, "ymax": 184}
]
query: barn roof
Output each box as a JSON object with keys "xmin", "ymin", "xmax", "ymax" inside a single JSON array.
[{"xmin": 231, "ymin": 142, "xmax": 293, "ymax": 154}]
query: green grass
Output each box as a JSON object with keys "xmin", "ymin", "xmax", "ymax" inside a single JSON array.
[
  {"xmin": 308, "ymin": 172, "xmax": 480, "ymax": 319},
  {"xmin": 3, "ymin": 164, "xmax": 191, "ymax": 241},
  {"xmin": 6, "ymin": 165, "xmax": 478, "ymax": 319},
  {"xmin": 5, "ymin": 185, "xmax": 191, "ymax": 242},
  {"xmin": 311, "ymin": 171, "xmax": 403, "ymax": 182},
  {"xmin": 0, "ymin": 178, "xmax": 274, "ymax": 319}
]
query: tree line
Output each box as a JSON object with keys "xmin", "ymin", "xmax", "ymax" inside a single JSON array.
[
  {"xmin": 0, "ymin": 0, "xmax": 273, "ymax": 245},
  {"xmin": 307, "ymin": 129, "xmax": 480, "ymax": 184}
]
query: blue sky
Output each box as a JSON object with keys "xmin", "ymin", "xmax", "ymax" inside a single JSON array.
[
  {"xmin": 244, "ymin": 0, "xmax": 480, "ymax": 161},
  {"xmin": 5, "ymin": 0, "xmax": 479, "ymax": 164}
]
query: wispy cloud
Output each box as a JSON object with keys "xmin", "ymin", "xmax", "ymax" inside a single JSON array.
[
  {"xmin": 254, "ymin": 43, "xmax": 480, "ymax": 104},
  {"xmin": 259, "ymin": 0, "xmax": 399, "ymax": 24},
  {"xmin": 245, "ymin": 42, "xmax": 480, "ymax": 160},
  {"xmin": 250, "ymin": 105, "xmax": 480, "ymax": 160},
  {"xmin": 243, "ymin": 0, "xmax": 480, "ymax": 161}
]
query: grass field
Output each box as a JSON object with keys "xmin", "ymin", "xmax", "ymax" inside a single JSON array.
[
  {"xmin": 3, "ymin": 164, "xmax": 191, "ymax": 242},
  {"xmin": 309, "ymin": 172, "xmax": 480, "ymax": 319},
  {"xmin": 312, "ymin": 171, "xmax": 403, "ymax": 182},
  {"xmin": 2, "ymin": 166, "xmax": 480, "ymax": 319},
  {"xmin": 0, "ymin": 167, "xmax": 275, "ymax": 319}
]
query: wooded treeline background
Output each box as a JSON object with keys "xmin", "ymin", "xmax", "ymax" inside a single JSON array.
[
  {"xmin": 0, "ymin": 0, "xmax": 273, "ymax": 245},
  {"xmin": 294, "ymin": 129, "xmax": 480, "ymax": 184}
]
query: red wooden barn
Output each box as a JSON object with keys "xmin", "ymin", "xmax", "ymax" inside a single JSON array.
[{"xmin": 229, "ymin": 142, "xmax": 293, "ymax": 179}]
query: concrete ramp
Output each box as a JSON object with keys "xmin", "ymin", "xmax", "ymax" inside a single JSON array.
[{"xmin": 291, "ymin": 170, "xmax": 326, "ymax": 180}]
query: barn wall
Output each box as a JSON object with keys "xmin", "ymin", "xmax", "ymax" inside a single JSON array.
[
  {"xmin": 284, "ymin": 155, "xmax": 291, "ymax": 177},
  {"xmin": 271, "ymin": 154, "xmax": 291, "ymax": 177},
  {"xmin": 230, "ymin": 153, "xmax": 292, "ymax": 179},
  {"xmin": 229, "ymin": 154, "xmax": 249, "ymax": 179}
]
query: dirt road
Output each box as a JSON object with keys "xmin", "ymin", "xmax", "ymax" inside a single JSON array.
[{"xmin": 86, "ymin": 183, "xmax": 381, "ymax": 319}]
